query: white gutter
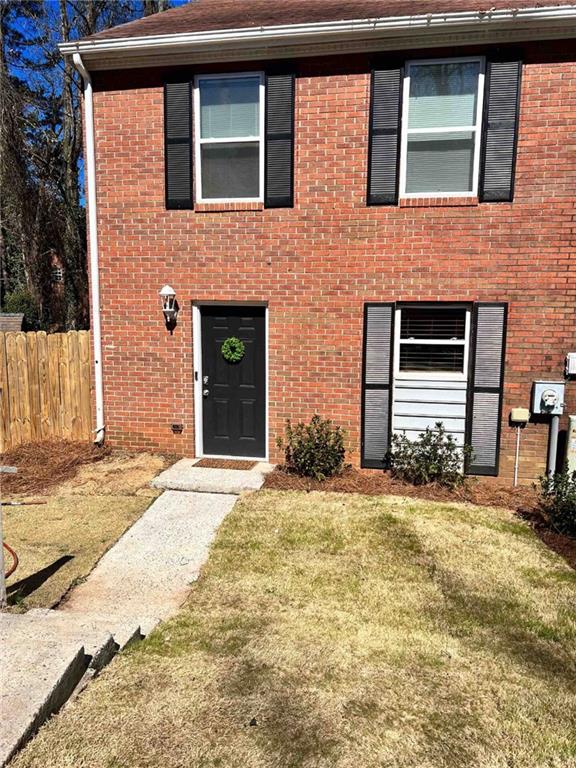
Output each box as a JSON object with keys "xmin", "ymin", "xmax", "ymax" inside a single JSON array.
[
  {"xmin": 59, "ymin": 5, "xmax": 576, "ymax": 59},
  {"xmin": 72, "ymin": 53, "xmax": 105, "ymax": 444}
]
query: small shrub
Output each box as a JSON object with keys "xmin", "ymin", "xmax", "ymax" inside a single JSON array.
[
  {"xmin": 277, "ymin": 415, "xmax": 346, "ymax": 481},
  {"xmin": 389, "ymin": 422, "xmax": 473, "ymax": 489},
  {"xmin": 540, "ymin": 470, "xmax": 576, "ymax": 536},
  {"xmin": 3, "ymin": 288, "xmax": 40, "ymax": 330}
]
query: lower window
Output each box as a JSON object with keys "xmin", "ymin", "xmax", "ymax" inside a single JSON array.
[
  {"xmin": 393, "ymin": 304, "xmax": 471, "ymax": 448},
  {"xmin": 361, "ymin": 301, "xmax": 508, "ymax": 476}
]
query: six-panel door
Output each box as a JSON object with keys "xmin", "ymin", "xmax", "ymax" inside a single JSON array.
[{"xmin": 200, "ymin": 306, "xmax": 266, "ymax": 458}]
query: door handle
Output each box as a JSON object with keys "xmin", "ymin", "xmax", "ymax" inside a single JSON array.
[{"xmin": 203, "ymin": 389, "xmax": 209, "ymax": 398}]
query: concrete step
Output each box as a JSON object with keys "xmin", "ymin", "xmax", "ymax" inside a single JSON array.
[
  {"xmin": 26, "ymin": 609, "xmax": 142, "ymax": 664},
  {"xmin": 0, "ymin": 606, "xmax": 151, "ymax": 766},
  {"xmin": 150, "ymin": 459, "xmax": 273, "ymax": 494},
  {"xmin": 0, "ymin": 614, "xmax": 89, "ymax": 767}
]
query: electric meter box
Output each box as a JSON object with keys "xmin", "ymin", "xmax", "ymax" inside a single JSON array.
[
  {"xmin": 531, "ymin": 381, "xmax": 566, "ymax": 416},
  {"xmin": 566, "ymin": 353, "xmax": 576, "ymax": 377}
]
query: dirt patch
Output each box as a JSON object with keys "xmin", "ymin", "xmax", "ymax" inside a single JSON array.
[
  {"xmin": 1, "ymin": 441, "xmax": 111, "ymax": 496},
  {"xmin": 263, "ymin": 466, "xmax": 576, "ymax": 570},
  {"xmin": 1, "ymin": 441, "xmax": 175, "ymax": 498},
  {"xmin": 57, "ymin": 452, "xmax": 170, "ymax": 497}
]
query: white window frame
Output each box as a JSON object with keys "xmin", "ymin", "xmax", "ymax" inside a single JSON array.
[
  {"xmin": 194, "ymin": 72, "xmax": 265, "ymax": 204},
  {"xmin": 394, "ymin": 306, "xmax": 471, "ymax": 382},
  {"xmin": 399, "ymin": 56, "xmax": 485, "ymax": 199}
]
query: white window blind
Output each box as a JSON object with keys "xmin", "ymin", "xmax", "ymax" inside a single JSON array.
[
  {"xmin": 195, "ymin": 74, "xmax": 264, "ymax": 202},
  {"xmin": 398, "ymin": 306, "xmax": 469, "ymax": 375},
  {"xmin": 200, "ymin": 77, "xmax": 260, "ymax": 139},
  {"xmin": 401, "ymin": 59, "xmax": 484, "ymax": 197}
]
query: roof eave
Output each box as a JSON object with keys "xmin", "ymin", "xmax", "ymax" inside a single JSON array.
[{"xmin": 59, "ymin": 5, "xmax": 576, "ymax": 70}]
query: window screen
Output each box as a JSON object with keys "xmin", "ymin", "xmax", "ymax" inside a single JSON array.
[
  {"xmin": 403, "ymin": 60, "xmax": 482, "ymax": 196},
  {"xmin": 399, "ymin": 307, "xmax": 468, "ymax": 374}
]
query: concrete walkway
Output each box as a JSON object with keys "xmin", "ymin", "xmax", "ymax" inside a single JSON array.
[{"xmin": 1, "ymin": 463, "xmax": 268, "ymax": 766}]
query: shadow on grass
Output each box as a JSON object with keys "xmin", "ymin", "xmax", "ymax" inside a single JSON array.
[
  {"xmin": 431, "ymin": 567, "xmax": 576, "ymax": 682},
  {"xmin": 7, "ymin": 555, "xmax": 74, "ymax": 603}
]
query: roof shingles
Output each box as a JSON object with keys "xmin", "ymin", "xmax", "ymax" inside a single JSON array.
[{"xmin": 84, "ymin": 0, "xmax": 576, "ymax": 41}]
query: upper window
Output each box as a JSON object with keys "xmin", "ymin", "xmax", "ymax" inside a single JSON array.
[
  {"xmin": 194, "ymin": 73, "xmax": 264, "ymax": 203},
  {"xmin": 400, "ymin": 58, "xmax": 484, "ymax": 198},
  {"xmin": 395, "ymin": 306, "xmax": 470, "ymax": 377}
]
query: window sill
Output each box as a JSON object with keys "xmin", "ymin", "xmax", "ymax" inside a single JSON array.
[
  {"xmin": 195, "ymin": 201, "xmax": 264, "ymax": 213},
  {"xmin": 399, "ymin": 196, "xmax": 479, "ymax": 208},
  {"xmin": 395, "ymin": 372, "xmax": 468, "ymax": 381}
]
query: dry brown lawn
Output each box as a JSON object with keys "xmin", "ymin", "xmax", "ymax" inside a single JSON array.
[
  {"xmin": 12, "ymin": 491, "xmax": 576, "ymax": 768},
  {"xmin": 4, "ymin": 450, "xmax": 167, "ymax": 610}
]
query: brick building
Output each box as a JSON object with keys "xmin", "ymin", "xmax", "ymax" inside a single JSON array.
[{"xmin": 61, "ymin": 0, "xmax": 576, "ymax": 482}]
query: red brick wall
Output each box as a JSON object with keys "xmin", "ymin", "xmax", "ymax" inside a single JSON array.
[{"xmin": 90, "ymin": 41, "xmax": 576, "ymax": 482}]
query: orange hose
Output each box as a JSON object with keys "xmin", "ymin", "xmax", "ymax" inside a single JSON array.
[{"xmin": 3, "ymin": 541, "xmax": 18, "ymax": 578}]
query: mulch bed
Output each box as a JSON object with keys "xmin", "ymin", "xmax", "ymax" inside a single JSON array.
[
  {"xmin": 0, "ymin": 440, "xmax": 111, "ymax": 496},
  {"xmin": 195, "ymin": 459, "xmax": 257, "ymax": 470},
  {"xmin": 263, "ymin": 466, "xmax": 540, "ymax": 512},
  {"xmin": 263, "ymin": 466, "xmax": 576, "ymax": 570}
]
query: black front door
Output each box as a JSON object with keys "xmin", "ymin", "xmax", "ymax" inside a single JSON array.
[{"xmin": 201, "ymin": 306, "xmax": 266, "ymax": 458}]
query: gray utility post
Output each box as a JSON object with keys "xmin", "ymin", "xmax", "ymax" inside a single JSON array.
[{"xmin": 0, "ymin": 466, "xmax": 17, "ymax": 609}]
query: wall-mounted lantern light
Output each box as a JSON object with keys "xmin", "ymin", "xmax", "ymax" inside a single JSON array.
[{"xmin": 159, "ymin": 285, "xmax": 179, "ymax": 332}]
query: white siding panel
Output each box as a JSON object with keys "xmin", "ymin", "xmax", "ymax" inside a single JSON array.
[
  {"xmin": 394, "ymin": 415, "xmax": 465, "ymax": 433},
  {"xmin": 399, "ymin": 429, "xmax": 466, "ymax": 446},
  {"xmin": 393, "ymin": 377, "xmax": 468, "ymax": 442},
  {"xmin": 395, "ymin": 386, "xmax": 467, "ymax": 404},
  {"xmin": 394, "ymin": 401, "xmax": 466, "ymax": 419}
]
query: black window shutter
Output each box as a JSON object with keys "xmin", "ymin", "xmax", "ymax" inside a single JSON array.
[
  {"xmin": 479, "ymin": 59, "xmax": 522, "ymax": 202},
  {"xmin": 367, "ymin": 63, "xmax": 403, "ymax": 205},
  {"xmin": 466, "ymin": 303, "xmax": 508, "ymax": 476},
  {"xmin": 361, "ymin": 303, "xmax": 395, "ymax": 468},
  {"xmin": 265, "ymin": 71, "xmax": 295, "ymax": 208},
  {"xmin": 164, "ymin": 80, "xmax": 193, "ymax": 210}
]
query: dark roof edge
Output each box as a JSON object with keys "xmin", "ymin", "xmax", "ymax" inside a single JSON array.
[{"xmin": 59, "ymin": 5, "xmax": 576, "ymax": 70}]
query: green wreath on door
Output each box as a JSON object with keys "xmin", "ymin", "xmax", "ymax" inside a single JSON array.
[{"xmin": 221, "ymin": 336, "xmax": 245, "ymax": 363}]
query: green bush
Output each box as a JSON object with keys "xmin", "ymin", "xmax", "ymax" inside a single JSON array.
[
  {"xmin": 277, "ymin": 415, "xmax": 346, "ymax": 481},
  {"xmin": 389, "ymin": 422, "xmax": 473, "ymax": 489},
  {"xmin": 3, "ymin": 288, "xmax": 40, "ymax": 330},
  {"xmin": 540, "ymin": 470, "xmax": 576, "ymax": 536}
]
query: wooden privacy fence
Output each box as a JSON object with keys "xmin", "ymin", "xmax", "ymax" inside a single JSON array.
[{"xmin": 0, "ymin": 331, "xmax": 92, "ymax": 453}]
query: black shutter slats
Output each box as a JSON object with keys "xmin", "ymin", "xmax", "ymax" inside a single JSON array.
[
  {"xmin": 466, "ymin": 303, "xmax": 508, "ymax": 476},
  {"xmin": 367, "ymin": 65, "xmax": 403, "ymax": 206},
  {"xmin": 265, "ymin": 72, "xmax": 295, "ymax": 208},
  {"xmin": 361, "ymin": 303, "xmax": 395, "ymax": 468},
  {"xmin": 164, "ymin": 81, "xmax": 192, "ymax": 209},
  {"xmin": 479, "ymin": 59, "xmax": 522, "ymax": 202}
]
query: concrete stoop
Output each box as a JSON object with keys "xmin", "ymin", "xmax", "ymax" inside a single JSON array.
[
  {"xmin": 0, "ymin": 609, "xmax": 143, "ymax": 766},
  {"xmin": 151, "ymin": 459, "xmax": 274, "ymax": 494}
]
